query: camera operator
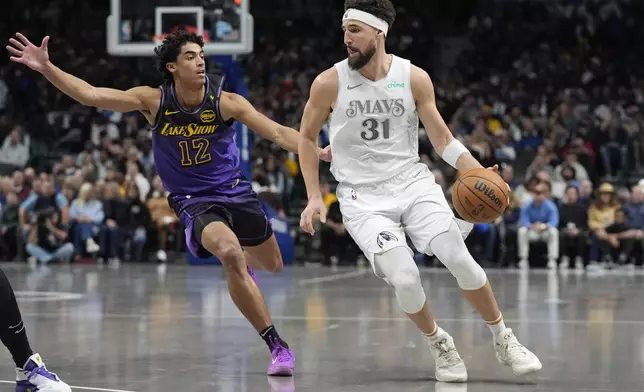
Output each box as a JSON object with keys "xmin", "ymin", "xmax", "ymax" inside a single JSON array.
[{"xmin": 25, "ymin": 208, "xmax": 74, "ymax": 265}]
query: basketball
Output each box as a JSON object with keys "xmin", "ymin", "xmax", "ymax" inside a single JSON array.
[{"xmin": 452, "ymin": 168, "xmax": 509, "ymax": 224}]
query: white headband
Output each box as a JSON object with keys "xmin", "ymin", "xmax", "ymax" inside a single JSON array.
[{"xmin": 342, "ymin": 8, "xmax": 389, "ymax": 36}]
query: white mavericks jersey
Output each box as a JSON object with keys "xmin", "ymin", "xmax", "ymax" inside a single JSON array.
[{"xmin": 328, "ymin": 55, "xmax": 420, "ymax": 186}]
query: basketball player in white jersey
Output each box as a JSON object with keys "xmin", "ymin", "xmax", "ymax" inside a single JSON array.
[{"xmin": 298, "ymin": 0, "xmax": 542, "ymax": 382}]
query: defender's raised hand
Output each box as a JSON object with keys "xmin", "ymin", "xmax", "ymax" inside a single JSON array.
[{"xmin": 6, "ymin": 33, "xmax": 50, "ymax": 73}]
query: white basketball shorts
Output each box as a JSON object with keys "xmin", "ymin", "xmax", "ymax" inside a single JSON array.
[{"xmin": 336, "ymin": 163, "xmax": 473, "ymax": 276}]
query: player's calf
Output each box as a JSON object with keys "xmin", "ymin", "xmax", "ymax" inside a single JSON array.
[{"xmin": 245, "ymin": 235, "xmax": 284, "ymax": 273}]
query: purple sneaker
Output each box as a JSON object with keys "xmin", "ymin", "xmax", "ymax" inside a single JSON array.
[
  {"xmin": 248, "ymin": 266, "xmax": 259, "ymax": 286},
  {"xmin": 16, "ymin": 353, "xmax": 71, "ymax": 392},
  {"xmin": 267, "ymin": 338, "xmax": 295, "ymax": 376}
]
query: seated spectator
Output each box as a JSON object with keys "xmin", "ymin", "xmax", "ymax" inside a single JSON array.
[
  {"xmin": 0, "ymin": 192, "xmax": 21, "ymax": 260},
  {"xmin": 125, "ymin": 161, "xmax": 149, "ymax": 201},
  {"xmin": 0, "ymin": 126, "xmax": 29, "ymax": 168},
  {"xmin": 70, "ymin": 183, "xmax": 104, "ymax": 255},
  {"xmin": 319, "ymin": 183, "xmax": 357, "ymax": 266},
  {"xmin": 146, "ymin": 176, "xmax": 177, "ymax": 263},
  {"xmin": 499, "ymin": 192, "xmax": 521, "ymax": 267},
  {"xmin": 598, "ymin": 117, "xmax": 629, "ymax": 178},
  {"xmin": 578, "ymin": 179, "xmax": 593, "ymax": 208},
  {"xmin": 99, "ymin": 182, "xmax": 125, "ymax": 263},
  {"xmin": 558, "ymin": 186, "xmax": 588, "ymax": 270},
  {"xmin": 121, "ymin": 183, "xmax": 150, "ymax": 262},
  {"xmin": 587, "ymin": 183, "xmax": 621, "ymax": 269},
  {"xmin": 624, "ymin": 185, "xmax": 644, "ymax": 231},
  {"xmin": 12, "ymin": 171, "xmax": 31, "ymax": 201},
  {"xmin": 518, "ymin": 183, "xmax": 560, "ymax": 269},
  {"xmin": 26, "ymin": 208, "xmax": 74, "ymax": 265},
  {"xmin": 602, "ymin": 208, "xmax": 643, "ymax": 268},
  {"xmin": 514, "ymin": 176, "xmax": 540, "ymax": 207},
  {"xmin": 19, "ymin": 178, "xmax": 69, "ymax": 238}
]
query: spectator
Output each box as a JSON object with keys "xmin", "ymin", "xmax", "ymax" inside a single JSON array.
[
  {"xmin": 120, "ymin": 183, "xmax": 150, "ymax": 262},
  {"xmin": 602, "ymin": 208, "xmax": 643, "ymax": 268},
  {"xmin": 26, "ymin": 208, "xmax": 74, "ymax": 265},
  {"xmin": 518, "ymin": 183, "xmax": 560, "ymax": 269},
  {"xmin": 319, "ymin": 182, "xmax": 357, "ymax": 266},
  {"xmin": 12, "ymin": 171, "xmax": 31, "ymax": 201},
  {"xmin": 147, "ymin": 176, "xmax": 176, "ymax": 263},
  {"xmin": 99, "ymin": 182, "xmax": 125, "ymax": 264},
  {"xmin": 125, "ymin": 161, "xmax": 149, "ymax": 201},
  {"xmin": 0, "ymin": 192, "xmax": 21, "ymax": 260},
  {"xmin": 19, "ymin": 178, "xmax": 69, "ymax": 238},
  {"xmin": 558, "ymin": 186, "xmax": 588, "ymax": 271},
  {"xmin": 624, "ymin": 185, "xmax": 644, "ymax": 232},
  {"xmin": 587, "ymin": 183, "xmax": 621, "ymax": 270},
  {"xmin": 0, "ymin": 126, "xmax": 29, "ymax": 168},
  {"xmin": 70, "ymin": 182, "xmax": 104, "ymax": 255},
  {"xmin": 578, "ymin": 179, "xmax": 593, "ymax": 207},
  {"xmin": 499, "ymin": 192, "xmax": 521, "ymax": 267},
  {"xmin": 598, "ymin": 117, "xmax": 629, "ymax": 178}
]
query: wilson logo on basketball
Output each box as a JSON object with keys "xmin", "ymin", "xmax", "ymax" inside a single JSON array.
[
  {"xmin": 473, "ymin": 180, "xmax": 503, "ymax": 210},
  {"xmin": 200, "ymin": 109, "xmax": 216, "ymax": 123}
]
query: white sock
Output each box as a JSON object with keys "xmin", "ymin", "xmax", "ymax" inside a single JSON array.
[
  {"xmin": 486, "ymin": 314, "xmax": 506, "ymax": 343},
  {"xmin": 423, "ymin": 323, "xmax": 441, "ymax": 341}
]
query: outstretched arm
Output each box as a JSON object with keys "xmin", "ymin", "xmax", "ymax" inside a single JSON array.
[
  {"xmin": 219, "ymin": 92, "xmax": 300, "ymax": 153},
  {"xmin": 219, "ymin": 91, "xmax": 330, "ymax": 160},
  {"xmin": 7, "ymin": 33, "xmax": 157, "ymax": 113},
  {"xmin": 411, "ymin": 65, "xmax": 483, "ymax": 172}
]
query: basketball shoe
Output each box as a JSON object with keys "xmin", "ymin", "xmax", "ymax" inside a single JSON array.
[
  {"xmin": 494, "ymin": 329, "xmax": 542, "ymax": 375},
  {"xmin": 267, "ymin": 337, "xmax": 295, "ymax": 376},
  {"xmin": 16, "ymin": 353, "xmax": 71, "ymax": 392},
  {"xmin": 427, "ymin": 329, "xmax": 468, "ymax": 382}
]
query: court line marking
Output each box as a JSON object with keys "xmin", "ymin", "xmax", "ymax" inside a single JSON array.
[
  {"xmin": 0, "ymin": 380, "xmax": 135, "ymax": 392},
  {"xmin": 20, "ymin": 312, "xmax": 644, "ymax": 325},
  {"xmin": 297, "ymin": 269, "xmax": 369, "ymax": 285}
]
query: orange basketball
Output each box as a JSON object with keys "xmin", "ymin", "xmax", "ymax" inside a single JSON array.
[{"xmin": 452, "ymin": 168, "xmax": 509, "ymax": 224}]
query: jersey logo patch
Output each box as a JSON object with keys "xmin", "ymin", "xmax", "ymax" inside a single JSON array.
[
  {"xmin": 164, "ymin": 109, "xmax": 180, "ymax": 115},
  {"xmin": 200, "ymin": 109, "xmax": 216, "ymax": 123},
  {"xmin": 347, "ymin": 84, "xmax": 362, "ymax": 90},
  {"xmin": 377, "ymin": 231, "xmax": 398, "ymax": 248}
]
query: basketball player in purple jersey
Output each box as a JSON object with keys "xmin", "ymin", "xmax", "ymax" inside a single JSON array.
[{"xmin": 7, "ymin": 30, "xmax": 327, "ymax": 376}]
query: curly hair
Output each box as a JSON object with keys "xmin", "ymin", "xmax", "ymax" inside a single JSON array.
[
  {"xmin": 344, "ymin": 0, "xmax": 396, "ymax": 29},
  {"xmin": 154, "ymin": 30, "xmax": 205, "ymax": 81}
]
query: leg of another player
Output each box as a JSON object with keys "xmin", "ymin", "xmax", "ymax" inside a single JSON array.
[
  {"xmin": 0, "ymin": 269, "xmax": 71, "ymax": 392},
  {"xmin": 200, "ymin": 222, "xmax": 294, "ymax": 376},
  {"xmin": 428, "ymin": 221, "xmax": 542, "ymax": 375},
  {"xmin": 244, "ymin": 235, "xmax": 283, "ymax": 273},
  {"xmin": 374, "ymin": 247, "xmax": 467, "ymax": 382}
]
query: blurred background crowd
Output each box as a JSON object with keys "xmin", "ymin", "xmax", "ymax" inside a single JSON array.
[{"xmin": 0, "ymin": 0, "xmax": 643, "ymax": 271}]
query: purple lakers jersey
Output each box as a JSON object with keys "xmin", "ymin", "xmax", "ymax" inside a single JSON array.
[{"xmin": 151, "ymin": 74, "xmax": 240, "ymax": 195}]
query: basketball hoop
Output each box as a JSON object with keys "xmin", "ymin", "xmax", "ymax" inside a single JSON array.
[{"xmin": 153, "ymin": 25, "xmax": 211, "ymax": 45}]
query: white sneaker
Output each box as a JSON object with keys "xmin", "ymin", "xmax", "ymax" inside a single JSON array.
[
  {"xmin": 494, "ymin": 329, "xmax": 542, "ymax": 376},
  {"xmin": 157, "ymin": 249, "xmax": 168, "ymax": 262},
  {"xmin": 547, "ymin": 259, "xmax": 557, "ymax": 270},
  {"xmin": 427, "ymin": 330, "xmax": 468, "ymax": 382},
  {"xmin": 85, "ymin": 238, "xmax": 100, "ymax": 253},
  {"xmin": 16, "ymin": 353, "xmax": 71, "ymax": 392},
  {"xmin": 518, "ymin": 260, "xmax": 529, "ymax": 270}
]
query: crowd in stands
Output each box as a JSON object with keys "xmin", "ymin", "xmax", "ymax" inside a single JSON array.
[{"xmin": 0, "ymin": 0, "xmax": 643, "ymax": 269}]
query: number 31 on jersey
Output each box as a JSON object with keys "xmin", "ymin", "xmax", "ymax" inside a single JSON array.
[{"xmin": 360, "ymin": 119, "xmax": 391, "ymax": 141}]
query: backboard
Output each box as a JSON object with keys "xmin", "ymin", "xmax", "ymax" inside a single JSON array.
[{"xmin": 107, "ymin": 0, "xmax": 253, "ymax": 56}]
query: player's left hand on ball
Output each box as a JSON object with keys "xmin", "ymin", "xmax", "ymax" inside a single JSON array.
[
  {"xmin": 319, "ymin": 145, "xmax": 332, "ymax": 162},
  {"xmin": 300, "ymin": 198, "xmax": 327, "ymax": 235},
  {"xmin": 487, "ymin": 164, "xmax": 500, "ymax": 173}
]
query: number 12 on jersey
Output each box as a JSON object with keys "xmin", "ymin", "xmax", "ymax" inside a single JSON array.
[
  {"xmin": 361, "ymin": 119, "xmax": 391, "ymax": 141},
  {"xmin": 178, "ymin": 138, "xmax": 212, "ymax": 167}
]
